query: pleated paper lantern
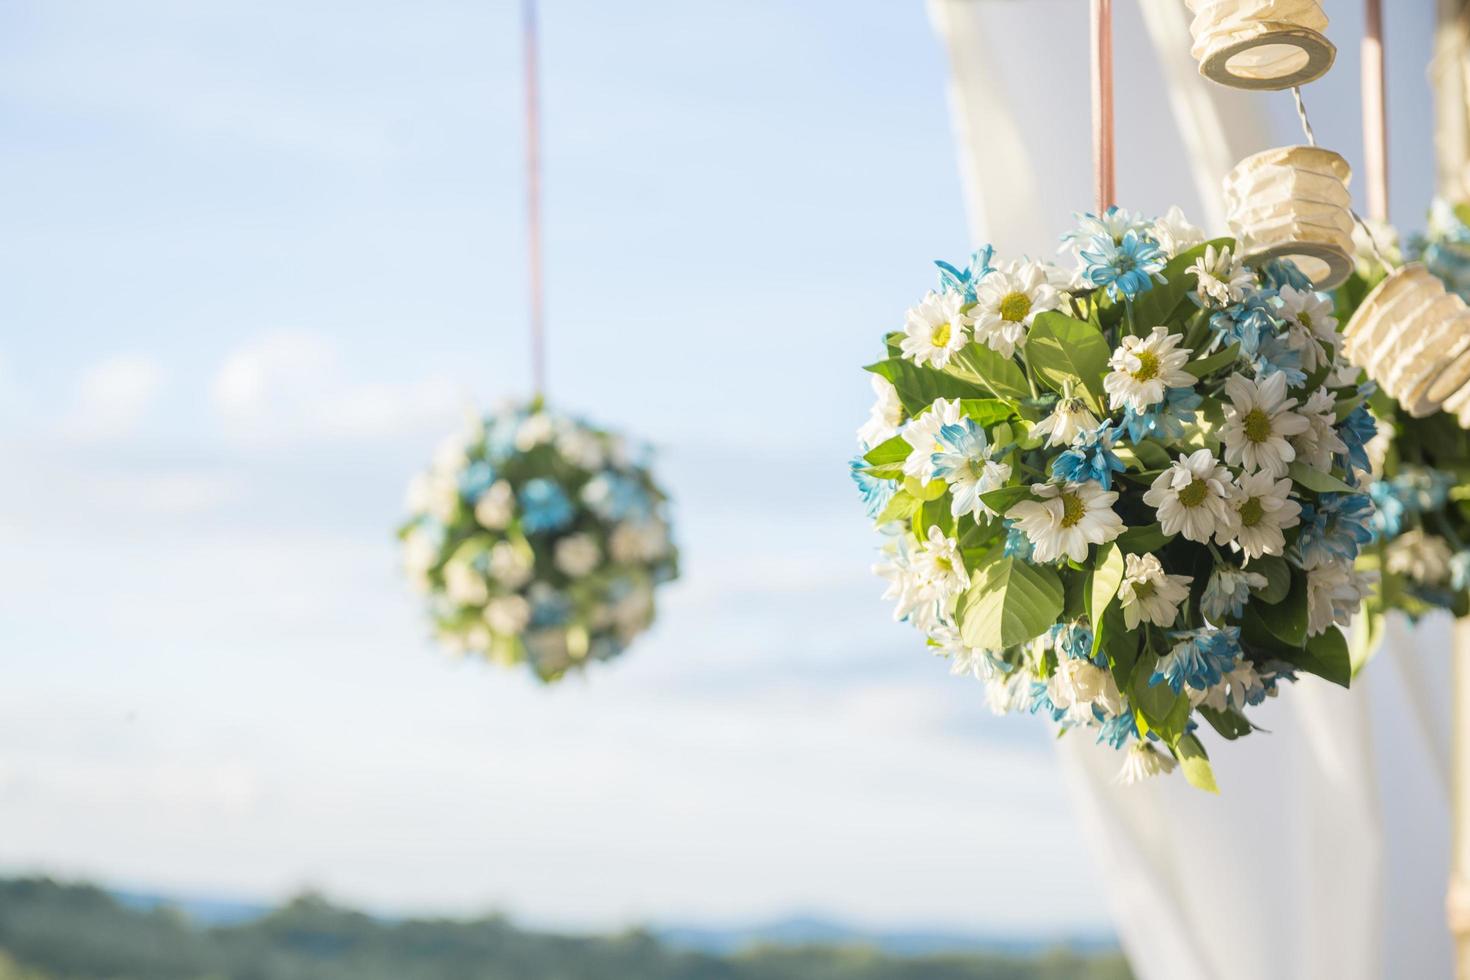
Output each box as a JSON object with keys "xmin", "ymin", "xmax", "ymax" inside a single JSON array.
[
  {"xmin": 1344, "ymin": 264, "xmax": 1470, "ymax": 420},
  {"xmin": 1185, "ymin": 0, "xmax": 1335, "ymax": 90},
  {"xmin": 1224, "ymin": 145, "xmax": 1355, "ymax": 289}
]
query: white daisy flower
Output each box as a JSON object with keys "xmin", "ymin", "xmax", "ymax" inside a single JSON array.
[
  {"xmin": 1049, "ymin": 658, "xmax": 1126, "ymax": 716},
  {"xmin": 443, "ymin": 560, "xmax": 490, "ymax": 606},
  {"xmin": 900, "ymin": 398, "xmax": 963, "ymax": 481},
  {"xmin": 874, "ymin": 537, "xmax": 930, "ymax": 628},
  {"xmin": 857, "ymin": 375, "xmax": 904, "ymax": 447},
  {"xmin": 1006, "ymin": 481, "xmax": 1124, "ymax": 564},
  {"xmin": 985, "ymin": 669, "xmax": 1034, "ymax": 716},
  {"xmin": 515, "ymin": 412, "xmax": 555, "ymax": 451},
  {"xmin": 1117, "ymin": 553, "xmax": 1192, "ymax": 630},
  {"xmin": 402, "ymin": 527, "xmax": 439, "ymax": 593},
  {"xmin": 1277, "ymin": 285, "xmax": 1339, "ymax": 373},
  {"xmin": 555, "ymin": 425, "xmax": 606, "ymax": 470},
  {"xmin": 911, "ymin": 525, "xmax": 970, "ymax": 604},
  {"xmin": 1201, "ymin": 567, "xmax": 1269, "ymax": 622},
  {"xmin": 1352, "ymin": 217, "xmax": 1402, "ymax": 277},
  {"xmin": 554, "ymin": 533, "xmax": 602, "ymax": 577},
  {"xmin": 610, "ymin": 520, "xmax": 671, "ymax": 563},
  {"xmin": 1227, "ymin": 470, "xmax": 1301, "ymax": 561},
  {"xmin": 1291, "ymin": 388, "xmax": 1348, "ymax": 470},
  {"xmin": 1032, "ymin": 390, "xmax": 1100, "ymax": 448},
  {"xmin": 1189, "ymin": 244, "xmax": 1253, "ymax": 307},
  {"xmin": 1306, "ymin": 558, "xmax": 1376, "ymax": 637},
  {"xmin": 407, "ymin": 470, "xmax": 461, "ymax": 524},
  {"xmin": 488, "ymin": 540, "xmax": 533, "ymax": 589},
  {"xmin": 899, "ymin": 290, "xmax": 968, "ymax": 368},
  {"xmin": 474, "ymin": 480, "xmax": 515, "ymax": 530},
  {"xmin": 1365, "ymin": 417, "xmax": 1394, "ymax": 479},
  {"xmin": 1151, "ymin": 206, "xmax": 1205, "ymax": 258},
  {"xmin": 1219, "ymin": 372, "xmax": 1310, "ymax": 477},
  {"xmin": 1142, "ymin": 449, "xmax": 1237, "ymax": 544},
  {"xmin": 1193, "ymin": 659, "xmax": 1266, "ymax": 712},
  {"xmin": 1386, "ymin": 527, "xmax": 1455, "ymax": 585},
  {"xmin": 1103, "ymin": 327, "xmax": 1195, "ymax": 413},
  {"xmin": 968, "ymin": 260, "xmax": 1062, "ymax": 357},
  {"xmin": 483, "ymin": 594, "xmax": 532, "ymax": 636},
  {"xmin": 1116, "ymin": 743, "xmax": 1177, "ymax": 785}
]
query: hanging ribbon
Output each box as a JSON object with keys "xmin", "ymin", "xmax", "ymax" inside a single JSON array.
[
  {"xmin": 1362, "ymin": 0, "xmax": 1389, "ymax": 222},
  {"xmin": 1092, "ymin": 0, "xmax": 1115, "ymax": 213},
  {"xmin": 524, "ymin": 0, "xmax": 546, "ymax": 399}
]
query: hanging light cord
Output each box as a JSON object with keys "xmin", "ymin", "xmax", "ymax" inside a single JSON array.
[
  {"xmin": 1291, "ymin": 84, "xmax": 1394, "ymax": 271},
  {"xmin": 524, "ymin": 0, "xmax": 546, "ymax": 400}
]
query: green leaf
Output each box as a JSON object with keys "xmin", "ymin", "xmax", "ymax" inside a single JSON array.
[
  {"xmin": 957, "ymin": 557, "xmax": 1065, "ymax": 652},
  {"xmin": 1286, "ymin": 462, "xmax": 1358, "ymax": 495},
  {"xmin": 1253, "ymin": 569, "xmax": 1308, "ymax": 647},
  {"xmin": 862, "ymin": 435, "xmax": 909, "ymax": 466},
  {"xmin": 1131, "ymin": 237, "xmax": 1233, "ymax": 329},
  {"xmin": 1173, "ymin": 734, "xmax": 1219, "ymax": 794},
  {"xmin": 958, "ymin": 398, "xmax": 1019, "ymax": 426},
  {"xmin": 904, "ymin": 476, "xmax": 948, "ymax": 501},
  {"xmin": 1251, "ymin": 555, "xmax": 1291, "ymax": 604},
  {"xmin": 865, "ymin": 358, "xmax": 989, "ymax": 415},
  {"xmin": 918, "ymin": 494, "xmax": 955, "ymax": 540},
  {"xmin": 942, "ymin": 343, "xmax": 1032, "ymax": 401},
  {"xmin": 1198, "ymin": 704, "xmax": 1254, "ymax": 741},
  {"xmin": 1125, "ymin": 440, "xmax": 1173, "ymax": 471},
  {"xmin": 1117, "ymin": 523, "xmax": 1173, "ymax": 553},
  {"xmin": 1184, "ymin": 343, "xmax": 1240, "ymax": 379},
  {"xmin": 1290, "ymin": 625, "xmax": 1353, "ymax": 688},
  {"xmin": 1088, "ymin": 543, "xmax": 1125, "ymax": 656},
  {"xmin": 876, "ymin": 489, "xmax": 919, "ymax": 525},
  {"xmin": 1024, "ymin": 311, "xmax": 1111, "ymax": 410},
  {"xmin": 1101, "ymin": 608, "xmax": 1139, "ymax": 688},
  {"xmin": 978, "ymin": 485, "xmax": 1033, "ymax": 515},
  {"xmin": 1131, "ymin": 664, "xmax": 1192, "ymax": 747}
]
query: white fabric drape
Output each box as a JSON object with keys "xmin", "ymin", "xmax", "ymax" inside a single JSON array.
[{"xmin": 927, "ymin": 2, "xmax": 1452, "ymax": 977}]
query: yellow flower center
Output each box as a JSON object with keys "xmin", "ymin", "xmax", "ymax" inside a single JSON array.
[
  {"xmin": 1243, "ymin": 407, "xmax": 1273, "ymax": 443},
  {"xmin": 999, "ymin": 291, "xmax": 1032, "ymax": 323},
  {"xmin": 1239, "ymin": 496, "xmax": 1264, "ymax": 527},
  {"xmin": 932, "ymin": 321, "xmax": 952, "ymax": 347},
  {"xmin": 934, "ymin": 556, "xmax": 954, "ymax": 574},
  {"xmin": 1131, "ymin": 350, "xmax": 1160, "ymax": 382},
  {"xmin": 1060, "ymin": 490, "xmax": 1087, "ymax": 528},
  {"xmin": 1299, "ymin": 312, "xmax": 1312, "ymax": 328},
  {"xmin": 1177, "ymin": 477, "xmax": 1209, "ymax": 508},
  {"xmin": 1131, "ymin": 579, "xmax": 1157, "ymax": 600}
]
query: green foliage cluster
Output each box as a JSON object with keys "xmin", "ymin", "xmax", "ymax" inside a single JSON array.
[{"xmin": 0, "ymin": 878, "xmax": 1131, "ymax": 980}]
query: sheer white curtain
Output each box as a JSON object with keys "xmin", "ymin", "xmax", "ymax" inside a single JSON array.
[{"xmin": 927, "ymin": 2, "xmax": 1451, "ymax": 977}]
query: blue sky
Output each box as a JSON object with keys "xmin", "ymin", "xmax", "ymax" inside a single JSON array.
[{"xmin": 0, "ymin": 0, "xmax": 1442, "ymax": 937}]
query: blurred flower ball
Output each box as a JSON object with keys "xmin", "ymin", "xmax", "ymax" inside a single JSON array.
[{"xmin": 400, "ymin": 402, "xmax": 678, "ymax": 681}]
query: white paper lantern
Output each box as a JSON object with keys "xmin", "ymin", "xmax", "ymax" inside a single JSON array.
[
  {"xmin": 1344, "ymin": 264, "xmax": 1470, "ymax": 419},
  {"xmin": 1186, "ymin": 0, "xmax": 1335, "ymax": 90},
  {"xmin": 1224, "ymin": 145, "xmax": 1355, "ymax": 289}
]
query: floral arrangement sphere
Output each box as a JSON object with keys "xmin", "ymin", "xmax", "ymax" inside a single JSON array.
[
  {"xmin": 1331, "ymin": 218, "xmax": 1470, "ymax": 645},
  {"xmin": 400, "ymin": 400, "xmax": 678, "ymax": 682},
  {"xmin": 852, "ymin": 206, "xmax": 1377, "ymax": 789}
]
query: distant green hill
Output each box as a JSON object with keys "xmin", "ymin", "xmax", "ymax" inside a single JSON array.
[{"xmin": 0, "ymin": 877, "xmax": 1132, "ymax": 980}]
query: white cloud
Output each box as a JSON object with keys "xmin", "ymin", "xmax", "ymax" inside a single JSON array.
[
  {"xmin": 211, "ymin": 330, "xmax": 465, "ymax": 443},
  {"xmin": 63, "ymin": 354, "xmax": 165, "ymax": 440}
]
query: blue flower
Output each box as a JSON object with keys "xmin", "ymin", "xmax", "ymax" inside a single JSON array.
[
  {"xmin": 1079, "ymin": 230, "xmax": 1167, "ymax": 301},
  {"xmin": 1002, "ymin": 519, "xmax": 1034, "ymax": 560},
  {"xmin": 583, "ymin": 472, "xmax": 650, "ymax": 522},
  {"xmin": 1260, "ymin": 258, "xmax": 1314, "ymax": 291},
  {"xmin": 530, "ymin": 588, "xmax": 572, "ymax": 627},
  {"xmin": 1094, "ymin": 709, "xmax": 1137, "ymax": 749},
  {"xmin": 1028, "ymin": 681, "xmax": 1068, "ymax": 723},
  {"xmin": 850, "ymin": 456, "xmax": 896, "ymax": 521},
  {"xmin": 1335, "ymin": 403, "xmax": 1377, "ymax": 480},
  {"xmin": 935, "ymin": 245, "xmax": 995, "ymax": 303},
  {"xmin": 1150, "ymin": 627, "xmax": 1242, "ymax": 693},
  {"xmin": 1050, "ymin": 423, "xmax": 1126, "ymax": 490},
  {"xmin": 459, "ymin": 460, "xmax": 496, "ymax": 501},
  {"xmin": 1208, "ymin": 290, "xmax": 1280, "ymax": 357},
  {"xmin": 1049, "ymin": 621, "xmax": 1096, "ymax": 662},
  {"xmin": 1293, "ymin": 493, "xmax": 1376, "ymax": 567},
  {"xmin": 932, "ymin": 419, "xmax": 1002, "ymax": 518},
  {"xmin": 1201, "ymin": 567, "xmax": 1261, "ymax": 622},
  {"xmin": 1249, "ymin": 332, "xmax": 1306, "ymax": 387},
  {"xmin": 1062, "ymin": 206, "xmax": 1152, "ymax": 250},
  {"xmin": 519, "ymin": 478, "xmax": 574, "ymax": 533},
  {"xmin": 1120, "ymin": 386, "xmax": 1201, "ymax": 443},
  {"xmin": 1368, "ymin": 480, "xmax": 1406, "ymax": 539}
]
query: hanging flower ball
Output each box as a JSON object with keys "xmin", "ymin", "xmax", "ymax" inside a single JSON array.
[
  {"xmin": 1224, "ymin": 146, "xmax": 1356, "ymax": 289},
  {"xmin": 1185, "ymin": 0, "xmax": 1335, "ymax": 91},
  {"xmin": 399, "ymin": 401, "xmax": 679, "ymax": 681},
  {"xmin": 1329, "ymin": 221, "xmax": 1470, "ymax": 658},
  {"xmin": 852, "ymin": 206, "xmax": 1376, "ymax": 791}
]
